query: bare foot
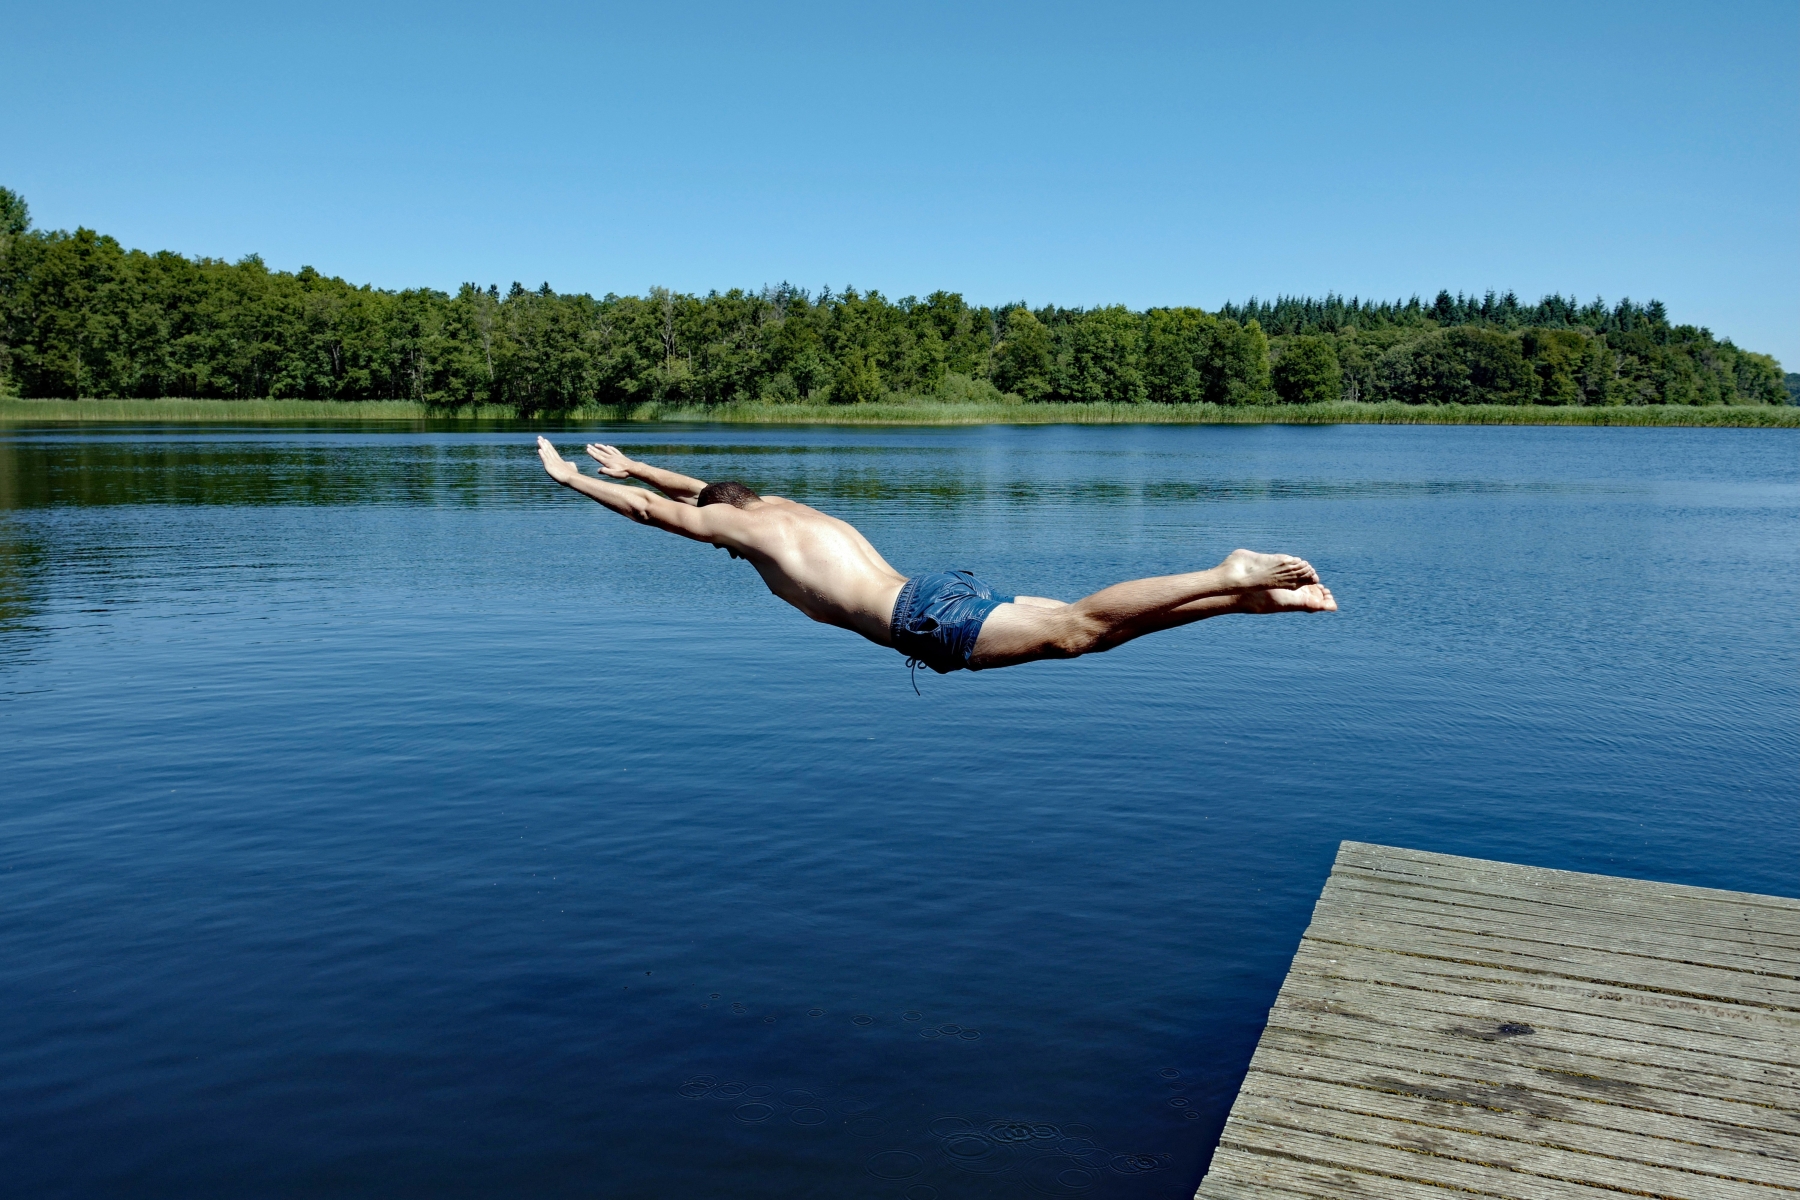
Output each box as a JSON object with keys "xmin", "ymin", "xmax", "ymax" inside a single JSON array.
[
  {"xmin": 1241, "ymin": 584, "xmax": 1337, "ymax": 613},
  {"xmin": 1220, "ymin": 549, "xmax": 1320, "ymax": 591}
]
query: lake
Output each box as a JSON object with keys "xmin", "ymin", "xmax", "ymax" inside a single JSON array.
[{"xmin": 1, "ymin": 422, "xmax": 1795, "ymax": 1199}]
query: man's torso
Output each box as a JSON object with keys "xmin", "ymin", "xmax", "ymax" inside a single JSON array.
[{"xmin": 710, "ymin": 498, "xmax": 908, "ymax": 645}]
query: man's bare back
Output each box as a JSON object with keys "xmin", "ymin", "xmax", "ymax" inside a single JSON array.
[{"xmin": 537, "ymin": 437, "xmax": 1335, "ymax": 675}]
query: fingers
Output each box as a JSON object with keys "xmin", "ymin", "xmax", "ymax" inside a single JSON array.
[
  {"xmin": 585, "ymin": 443, "xmax": 629, "ymax": 476},
  {"xmin": 536, "ymin": 437, "xmax": 575, "ymax": 478}
]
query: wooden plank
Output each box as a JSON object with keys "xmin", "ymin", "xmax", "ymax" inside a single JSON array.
[
  {"xmin": 1335, "ymin": 842, "xmax": 1800, "ymax": 911},
  {"xmin": 1200, "ymin": 1146, "xmax": 1501, "ymax": 1200},
  {"xmin": 1335, "ymin": 844, "xmax": 1800, "ymax": 924},
  {"xmin": 1324, "ymin": 881, "xmax": 1800, "ymax": 978},
  {"xmin": 1259, "ymin": 1008, "xmax": 1800, "ymax": 1114},
  {"xmin": 1326, "ymin": 880, "xmax": 1800, "ymax": 968},
  {"xmin": 1276, "ymin": 972, "xmax": 1800, "ymax": 1076},
  {"xmin": 1195, "ymin": 843, "xmax": 1800, "ymax": 1200},
  {"xmin": 1213, "ymin": 1119, "xmax": 1761, "ymax": 1200},
  {"xmin": 1228, "ymin": 1097, "xmax": 1788, "ymax": 1199},
  {"xmin": 1278, "ymin": 948, "xmax": 1800, "ymax": 1056},
  {"xmin": 1323, "ymin": 879, "xmax": 1800, "ymax": 969},
  {"xmin": 1233, "ymin": 1071, "xmax": 1800, "ymax": 1188},
  {"xmin": 1318, "ymin": 849, "xmax": 1800, "ymax": 990},
  {"xmin": 1268, "ymin": 988, "xmax": 1800, "ymax": 1104},
  {"xmin": 1260, "ymin": 1065, "xmax": 1796, "ymax": 1168},
  {"xmin": 1244, "ymin": 1039, "xmax": 1800, "ymax": 1164},
  {"xmin": 1248, "ymin": 1026, "xmax": 1800, "ymax": 1135},
  {"xmin": 1327, "ymin": 868, "xmax": 1800, "ymax": 949},
  {"xmin": 1329, "ymin": 854, "xmax": 1800, "ymax": 931},
  {"xmin": 1281, "ymin": 944, "xmax": 1800, "ymax": 1084},
  {"xmin": 1302, "ymin": 916, "xmax": 1800, "ymax": 1009},
  {"xmin": 1310, "ymin": 897, "xmax": 1800, "ymax": 986}
]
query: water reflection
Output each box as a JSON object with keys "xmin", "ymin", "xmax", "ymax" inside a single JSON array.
[
  {"xmin": 0, "ymin": 437, "xmax": 512, "ymax": 509},
  {"xmin": 0, "ymin": 431, "xmax": 1582, "ymax": 511},
  {"xmin": 0, "ymin": 525, "xmax": 46, "ymax": 667}
]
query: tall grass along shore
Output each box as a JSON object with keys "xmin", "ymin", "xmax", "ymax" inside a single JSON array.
[{"xmin": 4, "ymin": 397, "xmax": 1795, "ymax": 427}]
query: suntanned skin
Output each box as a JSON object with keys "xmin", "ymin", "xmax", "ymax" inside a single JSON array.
[{"xmin": 536, "ymin": 437, "xmax": 1335, "ymax": 669}]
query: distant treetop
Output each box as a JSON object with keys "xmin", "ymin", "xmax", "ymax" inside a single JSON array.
[
  {"xmin": 0, "ymin": 187, "xmax": 1787, "ymax": 410},
  {"xmin": 1219, "ymin": 291, "xmax": 1678, "ymax": 338}
]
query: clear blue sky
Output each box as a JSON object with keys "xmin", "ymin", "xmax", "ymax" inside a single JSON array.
[{"xmin": 6, "ymin": 0, "xmax": 1797, "ymax": 365}]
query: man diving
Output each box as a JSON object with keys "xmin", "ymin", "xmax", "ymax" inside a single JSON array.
[{"xmin": 536, "ymin": 436, "xmax": 1336, "ymax": 679}]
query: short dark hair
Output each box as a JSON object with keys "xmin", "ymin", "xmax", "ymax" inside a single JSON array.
[{"xmin": 696, "ymin": 480, "xmax": 760, "ymax": 508}]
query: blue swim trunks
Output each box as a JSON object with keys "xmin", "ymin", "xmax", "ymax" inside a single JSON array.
[{"xmin": 889, "ymin": 569, "xmax": 1015, "ymax": 678}]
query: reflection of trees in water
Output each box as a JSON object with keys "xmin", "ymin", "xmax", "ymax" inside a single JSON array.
[
  {"xmin": 0, "ymin": 524, "xmax": 47, "ymax": 667},
  {"xmin": 0, "ymin": 434, "xmax": 1570, "ymax": 515},
  {"xmin": 615, "ymin": 447, "xmax": 1565, "ymax": 508},
  {"xmin": 0, "ymin": 440, "xmax": 997, "ymax": 510},
  {"xmin": 0, "ymin": 440, "xmax": 533, "ymax": 508}
]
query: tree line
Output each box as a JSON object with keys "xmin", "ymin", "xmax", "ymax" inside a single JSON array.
[{"xmin": 0, "ymin": 187, "xmax": 1788, "ymax": 411}]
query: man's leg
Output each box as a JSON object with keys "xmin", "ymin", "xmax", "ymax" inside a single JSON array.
[{"xmin": 971, "ymin": 549, "xmax": 1334, "ymax": 669}]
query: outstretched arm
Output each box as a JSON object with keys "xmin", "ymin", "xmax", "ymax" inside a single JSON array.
[
  {"xmin": 585, "ymin": 442, "xmax": 707, "ymax": 504},
  {"xmin": 537, "ymin": 438, "xmax": 714, "ymax": 540}
]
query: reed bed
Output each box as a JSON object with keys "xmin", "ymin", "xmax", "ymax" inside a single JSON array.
[{"xmin": 2, "ymin": 397, "xmax": 1795, "ymax": 427}]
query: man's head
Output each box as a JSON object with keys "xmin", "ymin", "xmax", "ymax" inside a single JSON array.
[{"xmin": 696, "ymin": 480, "xmax": 760, "ymax": 509}]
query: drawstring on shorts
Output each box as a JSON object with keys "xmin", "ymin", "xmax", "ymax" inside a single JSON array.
[{"xmin": 892, "ymin": 574, "xmax": 927, "ymax": 695}]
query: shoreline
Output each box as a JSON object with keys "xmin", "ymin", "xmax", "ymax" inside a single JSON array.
[{"xmin": 2, "ymin": 397, "xmax": 1796, "ymax": 428}]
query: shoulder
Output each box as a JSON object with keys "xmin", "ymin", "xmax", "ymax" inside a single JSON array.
[{"xmin": 754, "ymin": 496, "xmax": 830, "ymax": 519}]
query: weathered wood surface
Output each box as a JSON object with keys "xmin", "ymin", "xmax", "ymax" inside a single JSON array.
[{"xmin": 1194, "ymin": 842, "xmax": 1800, "ymax": 1200}]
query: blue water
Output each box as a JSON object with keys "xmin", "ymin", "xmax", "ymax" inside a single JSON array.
[{"xmin": 1, "ymin": 422, "xmax": 1795, "ymax": 1199}]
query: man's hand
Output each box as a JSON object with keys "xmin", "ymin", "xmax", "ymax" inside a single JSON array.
[
  {"xmin": 582, "ymin": 444, "xmax": 708, "ymax": 503},
  {"xmin": 536, "ymin": 436, "xmax": 581, "ymax": 485},
  {"xmin": 536, "ymin": 434, "xmax": 715, "ymax": 538},
  {"xmin": 586, "ymin": 443, "xmax": 635, "ymax": 478}
]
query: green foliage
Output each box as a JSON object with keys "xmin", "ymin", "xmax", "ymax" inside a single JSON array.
[
  {"xmin": 0, "ymin": 188, "xmax": 27, "ymax": 238},
  {"xmin": 1520, "ymin": 328, "xmax": 1607, "ymax": 405},
  {"xmin": 1194, "ymin": 317, "xmax": 1273, "ymax": 405},
  {"xmin": 0, "ymin": 188, "xmax": 1784, "ymax": 411},
  {"xmin": 993, "ymin": 307, "xmax": 1054, "ymax": 401},
  {"xmin": 1786, "ymin": 373, "xmax": 1800, "ymax": 406},
  {"xmin": 1271, "ymin": 336, "xmax": 1341, "ymax": 404},
  {"xmin": 936, "ymin": 372, "xmax": 1018, "ymax": 405},
  {"xmin": 1374, "ymin": 328, "xmax": 1534, "ymax": 405},
  {"xmin": 1140, "ymin": 308, "xmax": 1210, "ymax": 403}
]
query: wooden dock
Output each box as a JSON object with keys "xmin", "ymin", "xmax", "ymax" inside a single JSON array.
[{"xmin": 1194, "ymin": 841, "xmax": 1800, "ymax": 1200}]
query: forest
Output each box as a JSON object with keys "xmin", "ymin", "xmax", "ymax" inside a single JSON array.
[{"xmin": 1, "ymin": 187, "xmax": 1789, "ymax": 412}]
